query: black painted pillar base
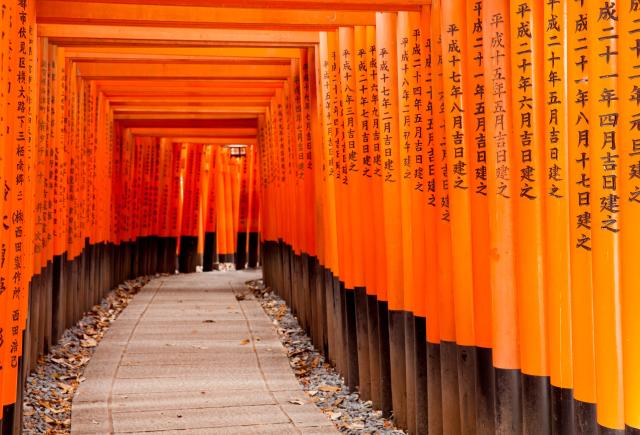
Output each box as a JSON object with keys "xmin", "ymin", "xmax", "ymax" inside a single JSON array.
[
  {"xmin": 441, "ymin": 341, "xmax": 461, "ymax": 434},
  {"xmin": 247, "ymin": 232, "xmax": 259, "ymax": 268},
  {"xmin": 178, "ymin": 236, "xmax": 198, "ymax": 273},
  {"xmin": 389, "ymin": 309, "xmax": 407, "ymax": 429},
  {"xmin": 354, "ymin": 286, "xmax": 370, "ymax": 400},
  {"xmin": 203, "ymin": 232, "xmax": 217, "ymax": 272},
  {"xmin": 377, "ymin": 300, "xmax": 393, "ymax": 417},
  {"xmin": 476, "ymin": 346, "xmax": 496, "ymax": 435},
  {"xmin": 404, "ymin": 311, "xmax": 417, "ymax": 435},
  {"xmin": 414, "ymin": 316, "xmax": 428, "ymax": 435},
  {"xmin": 494, "ymin": 368, "xmax": 523, "ymax": 433},
  {"xmin": 367, "ymin": 294, "xmax": 382, "ymax": 409},
  {"xmin": 345, "ymin": 288, "xmax": 359, "ymax": 392},
  {"xmin": 427, "ymin": 342, "xmax": 443, "ymax": 435},
  {"xmin": 235, "ymin": 232, "xmax": 247, "ymax": 270},
  {"xmin": 218, "ymin": 253, "xmax": 234, "ymax": 264}
]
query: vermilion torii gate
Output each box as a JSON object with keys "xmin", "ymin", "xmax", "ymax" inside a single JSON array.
[{"xmin": 0, "ymin": 1, "xmax": 639, "ymax": 434}]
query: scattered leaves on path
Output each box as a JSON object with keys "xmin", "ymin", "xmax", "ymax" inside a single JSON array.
[
  {"xmin": 247, "ymin": 279, "xmax": 405, "ymax": 435},
  {"xmin": 22, "ymin": 276, "xmax": 153, "ymax": 435}
]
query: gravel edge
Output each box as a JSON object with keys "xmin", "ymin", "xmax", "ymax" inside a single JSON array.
[
  {"xmin": 245, "ymin": 279, "xmax": 406, "ymax": 435},
  {"xmin": 22, "ymin": 275, "xmax": 155, "ymax": 434}
]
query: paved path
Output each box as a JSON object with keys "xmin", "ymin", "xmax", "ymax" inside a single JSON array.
[{"xmin": 71, "ymin": 270, "xmax": 338, "ymax": 434}]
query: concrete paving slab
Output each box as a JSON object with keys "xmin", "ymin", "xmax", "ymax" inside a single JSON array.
[{"xmin": 71, "ymin": 271, "xmax": 338, "ymax": 434}]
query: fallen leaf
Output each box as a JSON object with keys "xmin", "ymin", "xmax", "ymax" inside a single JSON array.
[
  {"xmin": 80, "ymin": 338, "xmax": 97, "ymax": 348},
  {"xmin": 239, "ymin": 339, "xmax": 250, "ymax": 345},
  {"xmin": 319, "ymin": 385, "xmax": 340, "ymax": 393},
  {"xmin": 288, "ymin": 399, "xmax": 304, "ymax": 405},
  {"xmin": 56, "ymin": 382, "xmax": 73, "ymax": 393}
]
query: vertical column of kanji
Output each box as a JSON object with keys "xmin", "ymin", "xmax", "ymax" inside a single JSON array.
[
  {"xmin": 0, "ymin": 2, "xmax": 8, "ymax": 415},
  {"xmin": 3, "ymin": 0, "xmax": 24, "ymax": 410},
  {"xmin": 354, "ymin": 25, "xmax": 378, "ymax": 406},
  {"xmin": 25, "ymin": 0, "xmax": 36, "ymax": 301},
  {"xmin": 366, "ymin": 25, "xmax": 393, "ymax": 416},
  {"xmin": 405, "ymin": 12, "xmax": 430, "ymax": 433},
  {"xmin": 331, "ymin": 29, "xmax": 353, "ymax": 381},
  {"xmin": 167, "ymin": 142, "xmax": 182, "ymax": 271},
  {"xmin": 327, "ymin": 31, "xmax": 348, "ymax": 377},
  {"xmin": 305, "ymin": 48, "xmax": 320, "ymax": 342},
  {"xmin": 318, "ymin": 32, "xmax": 338, "ymax": 369},
  {"xmin": 261, "ymin": 111, "xmax": 275, "ymax": 264},
  {"xmin": 269, "ymin": 100, "xmax": 281, "ymax": 258},
  {"xmin": 66, "ymin": 61, "xmax": 77, "ymax": 262},
  {"xmin": 53, "ymin": 44, "xmax": 67, "ymax": 286},
  {"xmin": 293, "ymin": 53, "xmax": 310, "ymax": 332},
  {"xmin": 376, "ymin": 12, "xmax": 407, "ymax": 429},
  {"xmin": 290, "ymin": 58, "xmax": 303, "ymax": 262},
  {"xmin": 509, "ymin": 2, "xmax": 550, "ymax": 430},
  {"xmin": 440, "ymin": 2, "xmax": 480, "ymax": 433},
  {"xmin": 35, "ymin": 37, "xmax": 49, "ymax": 301},
  {"xmin": 396, "ymin": 12, "xmax": 418, "ymax": 434},
  {"xmin": 302, "ymin": 49, "xmax": 316, "ymax": 263},
  {"xmin": 23, "ymin": 0, "xmax": 37, "ymax": 377},
  {"xmin": 419, "ymin": 6, "xmax": 443, "ymax": 434},
  {"xmin": 339, "ymin": 25, "xmax": 363, "ymax": 394},
  {"xmin": 286, "ymin": 62, "xmax": 302, "ymax": 316},
  {"xmin": 566, "ymin": 1, "xmax": 596, "ymax": 418},
  {"xmin": 277, "ymin": 90, "xmax": 286, "ymax": 256},
  {"xmin": 87, "ymin": 83, "xmax": 97, "ymax": 251},
  {"xmin": 431, "ymin": 2, "xmax": 459, "ymax": 433},
  {"xmin": 311, "ymin": 46, "xmax": 327, "ymax": 278},
  {"xmin": 542, "ymin": 0, "xmax": 574, "ymax": 432},
  {"xmin": 70, "ymin": 72, "xmax": 82, "ymax": 261},
  {"xmin": 464, "ymin": 2, "xmax": 495, "ymax": 433},
  {"xmin": 366, "ymin": 24, "xmax": 389, "ymax": 342},
  {"xmin": 620, "ymin": 3, "xmax": 640, "ymax": 431},
  {"xmin": 0, "ymin": 0, "xmax": 13, "ymax": 414},
  {"xmin": 482, "ymin": 1, "xmax": 522, "ymax": 432},
  {"xmin": 283, "ymin": 82, "xmax": 296, "ymax": 262},
  {"xmin": 264, "ymin": 110, "xmax": 273, "ymax": 252},
  {"xmin": 588, "ymin": 1, "xmax": 624, "ymax": 431},
  {"xmin": 42, "ymin": 41, "xmax": 55, "ymax": 293}
]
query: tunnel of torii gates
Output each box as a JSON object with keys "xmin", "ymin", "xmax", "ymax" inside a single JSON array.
[{"xmin": 0, "ymin": 0, "xmax": 639, "ymax": 434}]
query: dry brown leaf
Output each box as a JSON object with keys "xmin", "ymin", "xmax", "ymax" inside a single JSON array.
[
  {"xmin": 288, "ymin": 399, "xmax": 304, "ymax": 405},
  {"xmin": 318, "ymin": 385, "xmax": 340, "ymax": 392},
  {"xmin": 56, "ymin": 382, "xmax": 73, "ymax": 393},
  {"xmin": 239, "ymin": 339, "xmax": 250, "ymax": 345},
  {"xmin": 80, "ymin": 338, "xmax": 97, "ymax": 348}
]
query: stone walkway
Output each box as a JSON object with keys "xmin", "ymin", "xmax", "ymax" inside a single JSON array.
[{"xmin": 71, "ymin": 270, "xmax": 338, "ymax": 434}]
